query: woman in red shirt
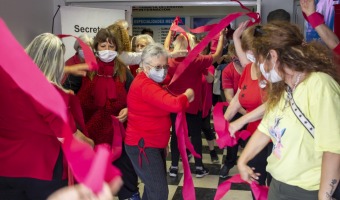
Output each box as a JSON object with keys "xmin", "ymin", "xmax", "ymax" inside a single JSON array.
[
  {"xmin": 0, "ymin": 33, "xmax": 79, "ymax": 200},
  {"xmin": 75, "ymin": 28, "xmax": 139, "ymax": 200},
  {"xmin": 223, "ymin": 22, "xmax": 272, "ymax": 189},
  {"xmin": 125, "ymin": 43, "xmax": 194, "ymax": 200}
]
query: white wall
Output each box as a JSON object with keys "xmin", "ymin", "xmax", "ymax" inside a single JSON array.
[{"xmin": 0, "ymin": 0, "xmax": 55, "ymax": 47}]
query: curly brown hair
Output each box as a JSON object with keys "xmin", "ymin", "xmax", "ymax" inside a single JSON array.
[
  {"xmin": 93, "ymin": 28, "xmax": 127, "ymax": 82},
  {"xmin": 107, "ymin": 23, "xmax": 131, "ymax": 53},
  {"xmin": 252, "ymin": 21, "xmax": 339, "ymax": 111}
]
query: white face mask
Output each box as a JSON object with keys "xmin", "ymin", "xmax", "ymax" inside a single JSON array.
[
  {"xmin": 259, "ymin": 61, "xmax": 282, "ymax": 83},
  {"xmin": 246, "ymin": 53, "xmax": 256, "ymax": 63},
  {"xmin": 98, "ymin": 50, "xmax": 117, "ymax": 63},
  {"xmin": 148, "ymin": 67, "xmax": 167, "ymax": 83},
  {"xmin": 135, "ymin": 47, "xmax": 143, "ymax": 53},
  {"xmin": 78, "ymin": 49, "xmax": 85, "ymax": 59}
]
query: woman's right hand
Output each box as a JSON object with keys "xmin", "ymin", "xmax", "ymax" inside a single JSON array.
[
  {"xmin": 233, "ymin": 21, "xmax": 250, "ymax": 40},
  {"xmin": 184, "ymin": 88, "xmax": 195, "ymax": 103},
  {"xmin": 237, "ymin": 163, "xmax": 260, "ymax": 184}
]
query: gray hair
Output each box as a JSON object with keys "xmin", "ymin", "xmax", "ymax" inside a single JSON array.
[
  {"xmin": 73, "ymin": 34, "xmax": 93, "ymax": 51},
  {"xmin": 135, "ymin": 34, "xmax": 154, "ymax": 46},
  {"xmin": 140, "ymin": 43, "xmax": 168, "ymax": 68},
  {"xmin": 25, "ymin": 33, "xmax": 65, "ymax": 86}
]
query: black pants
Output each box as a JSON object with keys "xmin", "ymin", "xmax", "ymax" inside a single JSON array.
[
  {"xmin": 170, "ymin": 112, "xmax": 203, "ymax": 167},
  {"xmin": 0, "ymin": 150, "xmax": 67, "ymax": 200},
  {"xmin": 201, "ymin": 110, "xmax": 215, "ymax": 141},
  {"xmin": 125, "ymin": 144, "xmax": 168, "ymax": 200},
  {"xmin": 113, "ymin": 144, "xmax": 139, "ymax": 199}
]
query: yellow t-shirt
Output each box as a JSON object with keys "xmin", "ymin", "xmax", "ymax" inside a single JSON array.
[{"xmin": 258, "ymin": 72, "xmax": 340, "ymax": 191}]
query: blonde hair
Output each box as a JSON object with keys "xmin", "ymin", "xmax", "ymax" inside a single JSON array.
[
  {"xmin": 173, "ymin": 32, "xmax": 196, "ymax": 51},
  {"xmin": 25, "ymin": 33, "xmax": 65, "ymax": 86},
  {"xmin": 107, "ymin": 23, "xmax": 131, "ymax": 52},
  {"xmin": 252, "ymin": 22, "xmax": 338, "ymax": 111}
]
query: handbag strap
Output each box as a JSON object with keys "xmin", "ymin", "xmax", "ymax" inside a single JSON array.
[{"xmin": 286, "ymin": 86, "xmax": 315, "ymax": 138}]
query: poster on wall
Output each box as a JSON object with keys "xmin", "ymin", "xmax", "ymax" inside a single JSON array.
[
  {"xmin": 132, "ymin": 17, "xmax": 185, "ymax": 44},
  {"xmin": 305, "ymin": 0, "xmax": 340, "ymax": 42},
  {"xmin": 60, "ymin": 6, "xmax": 125, "ymax": 60}
]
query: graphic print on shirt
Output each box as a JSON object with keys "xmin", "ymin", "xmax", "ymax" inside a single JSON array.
[{"xmin": 269, "ymin": 117, "xmax": 286, "ymax": 159}]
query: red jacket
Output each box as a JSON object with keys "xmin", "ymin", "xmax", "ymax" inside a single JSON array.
[
  {"xmin": 125, "ymin": 72, "xmax": 189, "ymax": 148},
  {"xmin": 0, "ymin": 69, "xmax": 69, "ymax": 180}
]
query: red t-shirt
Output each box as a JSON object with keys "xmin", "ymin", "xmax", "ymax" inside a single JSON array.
[
  {"xmin": 201, "ymin": 65, "xmax": 215, "ymax": 118},
  {"xmin": 238, "ymin": 63, "xmax": 266, "ymax": 133},
  {"xmin": 166, "ymin": 54, "xmax": 213, "ymax": 114},
  {"xmin": 222, "ymin": 62, "xmax": 241, "ymax": 93},
  {"xmin": 129, "ymin": 64, "xmax": 139, "ymax": 77},
  {"xmin": 125, "ymin": 72, "xmax": 189, "ymax": 148}
]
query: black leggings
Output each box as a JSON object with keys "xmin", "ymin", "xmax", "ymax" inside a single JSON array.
[
  {"xmin": 170, "ymin": 112, "xmax": 204, "ymax": 167},
  {"xmin": 0, "ymin": 149, "xmax": 67, "ymax": 200}
]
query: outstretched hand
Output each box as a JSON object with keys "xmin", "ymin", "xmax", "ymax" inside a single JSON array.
[
  {"xmin": 233, "ymin": 21, "xmax": 250, "ymax": 40},
  {"xmin": 300, "ymin": 0, "xmax": 316, "ymax": 16}
]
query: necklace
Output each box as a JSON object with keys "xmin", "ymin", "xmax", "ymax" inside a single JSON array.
[{"xmin": 283, "ymin": 73, "xmax": 303, "ymax": 110}]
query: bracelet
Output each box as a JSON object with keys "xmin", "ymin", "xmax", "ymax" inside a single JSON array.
[{"xmin": 307, "ymin": 12, "xmax": 325, "ymax": 29}]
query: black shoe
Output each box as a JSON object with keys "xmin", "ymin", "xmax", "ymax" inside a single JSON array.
[
  {"xmin": 169, "ymin": 166, "xmax": 178, "ymax": 178},
  {"xmin": 219, "ymin": 165, "xmax": 230, "ymax": 179},
  {"xmin": 210, "ymin": 150, "xmax": 219, "ymax": 164},
  {"xmin": 195, "ymin": 166, "xmax": 209, "ymax": 178}
]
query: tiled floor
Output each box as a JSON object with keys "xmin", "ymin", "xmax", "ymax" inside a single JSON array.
[{"xmin": 132, "ymin": 139, "xmax": 253, "ymax": 200}]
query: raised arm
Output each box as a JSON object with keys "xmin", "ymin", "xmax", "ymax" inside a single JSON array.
[
  {"xmin": 300, "ymin": 0, "xmax": 340, "ymax": 50},
  {"xmin": 211, "ymin": 31, "xmax": 226, "ymax": 63},
  {"xmin": 233, "ymin": 21, "xmax": 252, "ymax": 67}
]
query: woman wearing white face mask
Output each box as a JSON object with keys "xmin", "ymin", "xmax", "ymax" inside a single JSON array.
[
  {"xmin": 129, "ymin": 34, "xmax": 154, "ymax": 77},
  {"xmin": 125, "ymin": 43, "xmax": 194, "ymax": 200},
  {"xmin": 63, "ymin": 34, "xmax": 93, "ymax": 94},
  {"xmin": 75, "ymin": 28, "xmax": 139, "ymax": 200},
  {"xmin": 221, "ymin": 22, "xmax": 273, "ymax": 193},
  {"xmin": 237, "ymin": 22, "xmax": 340, "ymax": 200}
]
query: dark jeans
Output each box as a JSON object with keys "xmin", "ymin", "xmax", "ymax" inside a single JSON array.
[
  {"xmin": 125, "ymin": 144, "xmax": 168, "ymax": 200},
  {"xmin": 113, "ymin": 145, "xmax": 139, "ymax": 199},
  {"xmin": 0, "ymin": 150, "xmax": 67, "ymax": 200},
  {"xmin": 170, "ymin": 112, "xmax": 203, "ymax": 167}
]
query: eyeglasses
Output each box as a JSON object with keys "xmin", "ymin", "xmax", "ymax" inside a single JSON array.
[
  {"xmin": 253, "ymin": 25, "xmax": 264, "ymax": 37},
  {"xmin": 145, "ymin": 62, "xmax": 169, "ymax": 70}
]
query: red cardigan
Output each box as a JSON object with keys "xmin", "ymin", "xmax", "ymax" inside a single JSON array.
[
  {"xmin": 0, "ymin": 70, "xmax": 69, "ymax": 180},
  {"xmin": 125, "ymin": 72, "xmax": 189, "ymax": 148}
]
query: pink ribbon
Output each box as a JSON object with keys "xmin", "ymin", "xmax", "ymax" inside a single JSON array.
[
  {"xmin": 175, "ymin": 112, "xmax": 200, "ymax": 200},
  {"xmin": 0, "ymin": 19, "xmax": 119, "ymax": 194},
  {"xmin": 110, "ymin": 116, "xmax": 125, "ymax": 162},
  {"xmin": 214, "ymin": 174, "xmax": 269, "ymax": 200},
  {"xmin": 58, "ymin": 34, "xmax": 98, "ymax": 71},
  {"xmin": 213, "ymin": 102, "xmax": 251, "ymax": 148}
]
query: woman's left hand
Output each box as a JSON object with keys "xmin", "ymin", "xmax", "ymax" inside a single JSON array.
[
  {"xmin": 116, "ymin": 108, "xmax": 128, "ymax": 123},
  {"xmin": 237, "ymin": 164, "xmax": 260, "ymax": 184},
  {"xmin": 228, "ymin": 119, "xmax": 245, "ymax": 138}
]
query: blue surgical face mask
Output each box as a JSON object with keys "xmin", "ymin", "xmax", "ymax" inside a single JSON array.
[
  {"xmin": 78, "ymin": 49, "xmax": 85, "ymax": 59},
  {"xmin": 148, "ymin": 67, "xmax": 167, "ymax": 83},
  {"xmin": 259, "ymin": 61, "xmax": 282, "ymax": 83},
  {"xmin": 97, "ymin": 50, "xmax": 117, "ymax": 63}
]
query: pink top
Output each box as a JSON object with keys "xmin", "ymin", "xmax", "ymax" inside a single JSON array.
[
  {"xmin": 125, "ymin": 72, "xmax": 189, "ymax": 148},
  {"xmin": 166, "ymin": 54, "xmax": 213, "ymax": 115},
  {"xmin": 222, "ymin": 62, "xmax": 241, "ymax": 93}
]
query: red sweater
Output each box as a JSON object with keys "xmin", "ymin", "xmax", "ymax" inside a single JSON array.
[
  {"xmin": 0, "ymin": 69, "xmax": 69, "ymax": 180},
  {"xmin": 125, "ymin": 72, "xmax": 189, "ymax": 148},
  {"xmin": 166, "ymin": 54, "xmax": 213, "ymax": 115}
]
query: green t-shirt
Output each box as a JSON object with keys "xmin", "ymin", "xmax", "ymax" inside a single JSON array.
[{"xmin": 258, "ymin": 72, "xmax": 340, "ymax": 191}]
